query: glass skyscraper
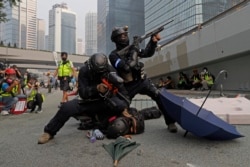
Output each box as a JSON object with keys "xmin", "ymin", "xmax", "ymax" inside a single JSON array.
[
  {"xmin": 0, "ymin": 0, "xmax": 37, "ymax": 49},
  {"xmin": 97, "ymin": 0, "xmax": 108, "ymax": 54},
  {"xmin": 48, "ymin": 3, "xmax": 76, "ymax": 54},
  {"xmin": 85, "ymin": 12, "xmax": 97, "ymax": 56},
  {"xmin": 145, "ymin": 0, "xmax": 244, "ymax": 44}
]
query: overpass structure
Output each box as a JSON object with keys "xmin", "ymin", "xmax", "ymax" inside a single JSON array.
[
  {"xmin": 143, "ymin": 0, "xmax": 250, "ymax": 91},
  {"xmin": 0, "ymin": 48, "xmax": 89, "ymax": 70}
]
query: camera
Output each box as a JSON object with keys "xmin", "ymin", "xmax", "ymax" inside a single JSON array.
[{"xmin": 34, "ymin": 82, "xmax": 40, "ymax": 89}]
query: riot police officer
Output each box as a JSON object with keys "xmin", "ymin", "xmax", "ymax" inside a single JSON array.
[
  {"xmin": 109, "ymin": 26, "xmax": 178, "ymax": 133},
  {"xmin": 38, "ymin": 53, "xmax": 130, "ymax": 144}
]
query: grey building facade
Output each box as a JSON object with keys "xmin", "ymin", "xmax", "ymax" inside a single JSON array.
[
  {"xmin": 97, "ymin": 0, "xmax": 145, "ymax": 55},
  {"xmin": 48, "ymin": 3, "xmax": 76, "ymax": 54},
  {"xmin": 145, "ymin": 0, "xmax": 244, "ymax": 44}
]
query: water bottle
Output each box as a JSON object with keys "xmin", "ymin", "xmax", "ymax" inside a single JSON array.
[{"xmin": 90, "ymin": 131, "xmax": 96, "ymax": 143}]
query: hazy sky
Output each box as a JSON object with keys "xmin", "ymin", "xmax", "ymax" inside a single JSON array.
[{"xmin": 37, "ymin": 0, "xmax": 97, "ymax": 40}]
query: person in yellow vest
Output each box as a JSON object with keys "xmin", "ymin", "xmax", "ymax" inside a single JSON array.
[
  {"xmin": 190, "ymin": 68, "xmax": 202, "ymax": 90},
  {"xmin": 53, "ymin": 52, "xmax": 76, "ymax": 107},
  {"xmin": 24, "ymin": 78, "xmax": 44, "ymax": 113},
  {"xmin": 0, "ymin": 68, "xmax": 20, "ymax": 116},
  {"xmin": 200, "ymin": 67, "xmax": 215, "ymax": 90}
]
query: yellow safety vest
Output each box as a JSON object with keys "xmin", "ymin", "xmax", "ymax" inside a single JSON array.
[
  {"xmin": 194, "ymin": 76, "xmax": 199, "ymax": 82},
  {"xmin": 0, "ymin": 83, "xmax": 18, "ymax": 97},
  {"xmin": 204, "ymin": 74, "xmax": 214, "ymax": 85},
  {"xmin": 26, "ymin": 87, "xmax": 45, "ymax": 102},
  {"xmin": 58, "ymin": 61, "xmax": 72, "ymax": 77}
]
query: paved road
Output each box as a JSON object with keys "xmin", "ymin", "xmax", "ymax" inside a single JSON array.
[{"xmin": 0, "ymin": 89, "xmax": 249, "ymax": 167}]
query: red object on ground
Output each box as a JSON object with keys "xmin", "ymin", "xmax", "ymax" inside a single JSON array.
[{"xmin": 10, "ymin": 98, "xmax": 27, "ymax": 115}]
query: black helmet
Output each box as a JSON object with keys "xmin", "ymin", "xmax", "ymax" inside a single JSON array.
[
  {"xmin": 111, "ymin": 26, "xmax": 129, "ymax": 43},
  {"xmin": 89, "ymin": 53, "xmax": 109, "ymax": 74},
  {"xmin": 106, "ymin": 117, "xmax": 130, "ymax": 139}
]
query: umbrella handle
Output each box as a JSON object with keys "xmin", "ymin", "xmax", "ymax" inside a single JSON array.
[{"xmin": 114, "ymin": 160, "xmax": 118, "ymax": 167}]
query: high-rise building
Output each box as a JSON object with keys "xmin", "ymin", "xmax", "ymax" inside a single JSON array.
[
  {"xmin": 48, "ymin": 3, "xmax": 76, "ymax": 54},
  {"xmin": 0, "ymin": 0, "xmax": 37, "ymax": 49},
  {"xmin": 85, "ymin": 12, "xmax": 97, "ymax": 56},
  {"xmin": 45, "ymin": 35, "xmax": 49, "ymax": 51},
  {"xmin": 97, "ymin": 0, "xmax": 145, "ymax": 55},
  {"xmin": 97, "ymin": 0, "xmax": 108, "ymax": 54},
  {"xmin": 145, "ymin": 0, "xmax": 244, "ymax": 44},
  {"xmin": 76, "ymin": 38, "xmax": 83, "ymax": 55},
  {"xmin": 37, "ymin": 19, "xmax": 45, "ymax": 50}
]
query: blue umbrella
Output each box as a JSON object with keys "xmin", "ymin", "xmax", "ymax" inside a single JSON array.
[{"xmin": 159, "ymin": 89, "xmax": 244, "ymax": 140}]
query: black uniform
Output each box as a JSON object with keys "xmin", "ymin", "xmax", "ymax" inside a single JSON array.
[
  {"xmin": 109, "ymin": 38, "xmax": 175, "ymax": 126},
  {"xmin": 43, "ymin": 61, "xmax": 129, "ymax": 137}
]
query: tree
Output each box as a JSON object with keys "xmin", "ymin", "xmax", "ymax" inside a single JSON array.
[{"xmin": 0, "ymin": 0, "xmax": 21, "ymax": 23}]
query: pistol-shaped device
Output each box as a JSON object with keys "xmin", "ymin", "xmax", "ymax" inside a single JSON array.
[{"xmin": 101, "ymin": 72, "xmax": 130, "ymax": 105}]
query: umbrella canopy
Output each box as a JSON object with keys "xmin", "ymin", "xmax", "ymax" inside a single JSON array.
[
  {"xmin": 103, "ymin": 136, "xmax": 140, "ymax": 167},
  {"xmin": 159, "ymin": 89, "xmax": 243, "ymax": 140}
]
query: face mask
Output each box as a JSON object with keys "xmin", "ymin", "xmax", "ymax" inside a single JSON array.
[
  {"xmin": 6, "ymin": 78, "xmax": 13, "ymax": 84},
  {"xmin": 62, "ymin": 57, "xmax": 67, "ymax": 61},
  {"xmin": 204, "ymin": 69, "xmax": 207, "ymax": 73},
  {"xmin": 24, "ymin": 75, "xmax": 27, "ymax": 79}
]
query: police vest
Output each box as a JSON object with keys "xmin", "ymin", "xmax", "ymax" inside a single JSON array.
[{"xmin": 58, "ymin": 61, "xmax": 72, "ymax": 77}]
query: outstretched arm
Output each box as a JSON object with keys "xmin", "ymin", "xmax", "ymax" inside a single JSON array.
[{"xmin": 140, "ymin": 33, "xmax": 160, "ymax": 58}]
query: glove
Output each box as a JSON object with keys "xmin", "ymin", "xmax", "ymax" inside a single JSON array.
[{"xmin": 97, "ymin": 83, "xmax": 108, "ymax": 94}]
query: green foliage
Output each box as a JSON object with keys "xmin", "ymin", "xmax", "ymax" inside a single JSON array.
[{"xmin": 0, "ymin": 0, "xmax": 21, "ymax": 23}]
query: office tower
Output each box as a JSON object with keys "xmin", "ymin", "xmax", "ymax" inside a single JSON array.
[
  {"xmin": 85, "ymin": 12, "xmax": 97, "ymax": 56},
  {"xmin": 77, "ymin": 38, "xmax": 83, "ymax": 55},
  {"xmin": 145, "ymin": 0, "xmax": 244, "ymax": 44},
  {"xmin": 44, "ymin": 35, "xmax": 49, "ymax": 51},
  {"xmin": 0, "ymin": 0, "xmax": 37, "ymax": 49},
  {"xmin": 48, "ymin": 3, "xmax": 76, "ymax": 54},
  {"xmin": 97, "ymin": 0, "xmax": 145, "ymax": 55},
  {"xmin": 37, "ymin": 19, "xmax": 45, "ymax": 50},
  {"xmin": 97, "ymin": 0, "xmax": 107, "ymax": 54}
]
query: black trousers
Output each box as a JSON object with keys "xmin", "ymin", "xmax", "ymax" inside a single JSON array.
[
  {"xmin": 27, "ymin": 93, "xmax": 43, "ymax": 109},
  {"xmin": 44, "ymin": 95, "xmax": 128, "ymax": 136},
  {"xmin": 124, "ymin": 78, "xmax": 175, "ymax": 125}
]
